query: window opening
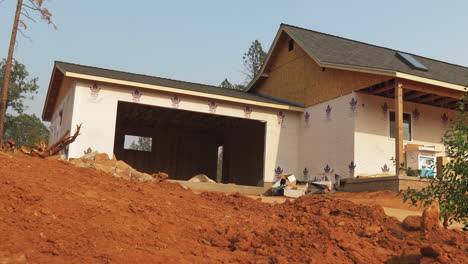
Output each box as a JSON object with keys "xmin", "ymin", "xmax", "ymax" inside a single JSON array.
[
  {"xmin": 288, "ymin": 39, "xmax": 294, "ymax": 51},
  {"xmin": 124, "ymin": 135, "xmax": 152, "ymax": 152},
  {"xmin": 389, "ymin": 111, "xmax": 412, "ymax": 141}
]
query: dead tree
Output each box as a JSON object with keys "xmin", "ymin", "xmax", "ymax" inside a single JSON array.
[
  {"xmin": 21, "ymin": 124, "xmax": 81, "ymax": 158},
  {"xmin": 0, "ymin": 0, "xmax": 55, "ymax": 144}
]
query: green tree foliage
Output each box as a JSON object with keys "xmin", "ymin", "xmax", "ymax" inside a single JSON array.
[
  {"xmin": 219, "ymin": 78, "xmax": 245, "ymax": 91},
  {"xmin": 219, "ymin": 40, "xmax": 267, "ymax": 91},
  {"xmin": 135, "ymin": 136, "xmax": 152, "ymax": 152},
  {"xmin": 0, "ymin": 59, "xmax": 39, "ymax": 115},
  {"xmin": 0, "ymin": 59, "xmax": 46, "ymax": 146},
  {"xmin": 242, "ymin": 40, "xmax": 267, "ymax": 81},
  {"xmin": 401, "ymin": 91, "xmax": 468, "ymax": 229},
  {"xmin": 4, "ymin": 113, "xmax": 49, "ymax": 147}
]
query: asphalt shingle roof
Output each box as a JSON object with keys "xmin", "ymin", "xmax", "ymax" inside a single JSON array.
[
  {"xmin": 282, "ymin": 24, "xmax": 468, "ymax": 87},
  {"xmin": 55, "ymin": 61, "xmax": 292, "ymax": 106}
]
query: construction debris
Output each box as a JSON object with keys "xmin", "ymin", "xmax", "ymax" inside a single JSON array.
[
  {"xmin": 1, "ymin": 139, "xmax": 17, "ymax": 152},
  {"xmin": 284, "ymin": 184, "xmax": 308, "ymax": 198},
  {"xmin": 20, "ymin": 124, "xmax": 81, "ymax": 158},
  {"xmin": 68, "ymin": 151, "xmax": 167, "ymax": 183}
]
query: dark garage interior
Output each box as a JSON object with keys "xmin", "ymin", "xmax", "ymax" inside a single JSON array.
[{"xmin": 113, "ymin": 101, "xmax": 266, "ymax": 186}]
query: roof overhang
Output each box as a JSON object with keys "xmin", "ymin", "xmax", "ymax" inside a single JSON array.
[
  {"xmin": 247, "ymin": 25, "xmax": 467, "ymax": 94},
  {"xmin": 42, "ymin": 64, "xmax": 304, "ymax": 121},
  {"xmin": 42, "ymin": 63, "xmax": 65, "ymax": 121}
]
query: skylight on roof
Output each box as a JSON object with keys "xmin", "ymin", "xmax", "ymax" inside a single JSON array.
[{"xmin": 396, "ymin": 52, "xmax": 428, "ymax": 71}]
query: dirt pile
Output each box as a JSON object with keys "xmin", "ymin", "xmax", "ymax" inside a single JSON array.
[{"xmin": 0, "ymin": 154, "xmax": 466, "ymax": 263}]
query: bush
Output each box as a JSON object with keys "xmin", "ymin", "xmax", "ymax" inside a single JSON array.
[{"xmin": 401, "ymin": 90, "xmax": 468, "ymax": 229}]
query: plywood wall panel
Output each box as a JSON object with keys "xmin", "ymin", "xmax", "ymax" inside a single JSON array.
[
  {"xmin": 253, "ymin": 33, "xmax": 391, "ymax": 107},
  {"xmin": 255, "ymin": 32, "xmax": 306, "ymax": 105}
]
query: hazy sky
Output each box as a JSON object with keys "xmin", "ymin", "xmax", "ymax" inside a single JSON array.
[{"xmin": 1, "ymin": 0, "xmax": 467, "ymax": 121}]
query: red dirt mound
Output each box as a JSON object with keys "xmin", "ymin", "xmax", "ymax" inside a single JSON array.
[{"xmin": 0, "ymin": 154, "xmax": 466, "ymax": 263}]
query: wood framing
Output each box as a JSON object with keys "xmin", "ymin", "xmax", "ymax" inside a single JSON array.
[
  {"xmin": 433, "ymin": 97, "xmax": 458, "ymax": 106},
  {"xmin": 404, "ymin": 92, "xmax": 426, "ymax": 100},
  {"xmin": 395, "ymin": 82, "xmax": 404, "ymax": 176},
  {"xmin": 251, "ymin": 33, "xmax": 391, "ymax": 107},
  {"xmin": 370, "ymin": 84, "xmax": 394, "ymax": 95},
  {"xmin": 399, "ymin": 79, "xmax": 463, "ymax": 99},
  {"xmin": 417, "ymin": 95, "xmax": 443, "ymax": 103}
]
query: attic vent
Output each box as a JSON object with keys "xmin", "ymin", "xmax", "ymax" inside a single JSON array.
[
  {"xmin": 396, "ymin": 52, "xmax": 428, "ymax": 71},
  {"xmin": 288, "ymin": 39, "xmax": 294, "ymax": 51}
]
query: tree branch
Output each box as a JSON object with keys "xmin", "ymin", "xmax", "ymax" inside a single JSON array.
[
  {"xmin": 21, "ymin": 11, "xmax": 37, "ymax": 23},
  {"xmin": 18, "ymin": 28, "xmax": 32, "ymax": 42}
]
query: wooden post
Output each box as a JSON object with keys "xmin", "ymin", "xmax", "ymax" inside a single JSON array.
[{"xmin": 395, "ymin": 82, "xmax": 404, "ymax": 176}]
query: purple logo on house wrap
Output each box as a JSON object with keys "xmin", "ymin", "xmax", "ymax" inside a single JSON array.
[
  {"xmin": 244, "ymin": 106, "xmax": 253, "ymax": 118},
  {"xmin": 90, "ymin": 83, "xmax": 100, "ymax": 97},
  {"xmin": 274, "ymin": 166, "xmax": 283, "ymax": 177},
  {"xmin": 304, "ymin": 111, "xmax": 310, "ymax": 122},
  {"xmin": 83, "ymin": 147, "xmax": 92, "ymax": 155},
  {"xmin": 381, "ymin": 164, "xmax": 390, "ymax": 173},
  {"xmin": 324, "ymin": 164, "xmax": 332, "ymax": 173},
  {"xmin": 382, "ymin": 102, "xmax": 388, "ymax": 115},
  {"xmin": 349, "ymin": 161, "xmax": 356, "ymax": 177},
  {"xmin": 277, "ymin": 111, "xmax": 285, "ymax": 124},
  {"xmin": 325, "ymin": 105, "xmax": 332, "ymax": 120},
  {"xmin": 441, "ymin": 113, "xmax": 449, "ymax": 126},
  {"xmin": 171, "ymin": 95, "xmax": 181, "ymax": 107},
  {"xmin": 349, "ymin": 98, "xmax": 357, "ymax": 112},
  {"xmin": 413, "ymin": 108, "xmax": 420, "ymax": 121},
  {"xmin": 208, "ymin": 101, "xmax": 218, "ymax": 113},
  {"xmin": 131, "ymin": 89, "xmax": 142, "ymax": 102}
]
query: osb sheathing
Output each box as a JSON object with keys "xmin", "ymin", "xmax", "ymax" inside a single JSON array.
[
  {"xmin": 52, "ymin": 77, "xmax": 73, "ymax": 114},
  {"xmin": 253, "ymin": 32, "xmax": 392, "ymax": 107},
  {"xmin": 255, "ymin": 32, "xmax": 307, "ymax": 105}
]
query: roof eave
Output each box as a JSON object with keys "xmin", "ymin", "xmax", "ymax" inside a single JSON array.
[
  {"xmin": 61, "ymin": 70, "xmax": 304, "ymax": 112},
  {"xmin": 41, "ymin": 62, "xmax": 65, "ymax": 122}
]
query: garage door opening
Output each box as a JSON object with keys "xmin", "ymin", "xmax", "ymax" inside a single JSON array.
[{"xmin": 113, "ymin": 101, "xmax": 266, "ymax": 186}]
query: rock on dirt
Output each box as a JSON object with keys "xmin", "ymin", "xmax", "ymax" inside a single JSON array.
[
  {"xmin": 402, "ymin": 215, "xmax": 422, "ymax": 231},
  {"xmin": 360, "ymin": 225, "xmax": 382, "ymax": 237},
  {"xmin": 188, "ymin": 174, "xmax": 216, "ymax": 183},
  {"xmin": 68, "ymin": 152, "xmax": 161, "ymax": 183},
  {"xmin": 152, "ymin": 172, "xmax": 169, "ymax": 182},
  {"xmin": 421, "ymin": 246, "xmax": 441, "ymax": 258},
  {"xmin": 422, "ymin": 200, "xmax": 441, "ymax": 231}
]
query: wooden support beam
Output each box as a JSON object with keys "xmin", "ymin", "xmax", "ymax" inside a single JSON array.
[
  {"xmin": 417, "ymin": 95, "xmax": 443, "ymax": 103},
  {"xmin": 447, "ymin": 101, "xmax": 461, "ymax": 109},
  {"xmin": 370, "ymin": 84, "xmax": 394, "ymax": 95},
  {"xmin": 433, "ymin": 97, "xmax": 459, "ymax": 106},
  {"xmin": 405, "ymin": 92, "xmax": 427, "ymax": 100},
  {"xmin": 395, "ymin": 82, "xmax": 404, "ymax": 176},
  {"xmin": 399, "ymin": 80, "xmax": 463, "ymax": 99}
]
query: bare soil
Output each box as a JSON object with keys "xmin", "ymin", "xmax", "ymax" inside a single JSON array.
[{"xmin": 0, "ymin": 154, "xmax": 466, "ymax": 263}]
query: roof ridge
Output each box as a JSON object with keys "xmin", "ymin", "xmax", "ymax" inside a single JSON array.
[
  {"xmin": 280, "ymin": 23, "xmax": 468, "ymax": 71},
  {"xmin": 55, "ymin": 61, "xmax": 248, "ymax": 94}
]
